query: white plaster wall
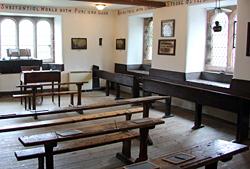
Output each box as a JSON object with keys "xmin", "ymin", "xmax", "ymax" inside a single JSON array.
[
  {"xmin": 233, "ymin": 0, "xmax": 250, "ymax": 80},
  {"xmin": 127, "ymin": 16, "xmax": 143, "ymax": 64},
  {"xmin": 186, "ymin": 6, "xmax": 207, "ymax": 73},
  {"xmin": 114, "ymin": 15, "xmax": 128, "ymax": 64},
  {"xmin": 152, "ymin": 6, "xmax": 188, "ymax": 72},
  {"xmin": 62, "ymin": 12, "xmax": 116, "ymax": 83},
  {"xmin": 0, "ymin": 8, "xmax": 116, "ymax": 90}
]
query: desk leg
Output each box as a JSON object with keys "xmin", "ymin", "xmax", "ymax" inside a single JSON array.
[
  {"xmin": 235, "ymin": 99, "xmax": 250, "ymax": 143},
  {"xmin": 52, "ymin": 82, "xmax": 54, "ymax": 103},
  {"xmin": 192, "ymin": 103, "xmax": 204, "ymax": 129},
  {"xmin": 24, "ymin": 86, "xmax": 27, "ymax": 110},
  {"xmin": 106, "ymin": 80, "xmax": 110, "ymax": 96},
  {"xmin": 143, "ymin": 102, "xmax": 153, "ymax": 145},
  {"xmin": 58, "ymin": 84, "xmax": 60, "ymax": 107},
  {"xmin": 162, "ymin": 97, "xmax": 174, "ymax": 118},
  {"xmin": 77, "ymin": 84, "xmax": 83, "ymax": 114},
  {"xmin": 205, "ymin": 162, "xmax": 218, "ymax": 169},
  {"xmin": 135, "ymin": 128, "xmax": 149, "ymax": 163},
  {"xmin": 32, "ymin": 87, "xmax": 38, "ymax": 119},
  {"xmin": 44, "ymin": 142, "xmax": 57, "ymax": 169}
]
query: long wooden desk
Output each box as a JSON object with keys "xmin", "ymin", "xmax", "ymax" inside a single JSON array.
[
  {"xmin": 120, "ymin": 140, "xmax": 249, "ymax": 169},
  {"xmin": 21, "ymin": 70, "xmax": 61, "ymax": 109},
  {"xmin": 18, "ymin": 118, "xmax": 165, "ymax": 169},
  {"xmin": 142, "ymin": 77, "xmax": 250, "ymax": 142}
]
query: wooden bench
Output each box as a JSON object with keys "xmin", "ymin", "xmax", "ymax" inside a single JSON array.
[
  {"xmin": 1, "ymin": 96, "xmax": 169, "ymax": 120},
  {"xmin": 13, "ymin": 91, "xmax": 78, "ymax": 110},
  {"xmin": 120, "ymin": 140, "xmax": 249, "ymax": 169},
  {"xmin": 92, "ymin": 65, "xmax": 140, "ymax": 99},
  {"xmin": 14, "ymin": 82, "xmax": 87, "ymax": 111},
  {"xmin": 0, "ymin": 107, "xmax": 143, "ymax": 132},
  {"xmin": 15, "ymin": 131, "xmax": 140, "ymax": 169},
  {"xmin": 16, "ymin": 118, "xmax": 165, "ymax": 169}
]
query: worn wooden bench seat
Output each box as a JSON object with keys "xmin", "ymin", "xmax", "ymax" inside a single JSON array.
[
  {"xmin": 120, "ymin": 140, "xmax": 249, "ymax": 169},
  {"xmin": 0, "ymin": 108, "xmax": 143, "ymax": 132},
  {"xmin": 17, "ymin": 118, "xmax": 164, "ymax": 168},
  {"xmin": 1, "ymin": 96, "xmax": 169, "ymax": 120},
  {"xmin": 15, "ymin": 131, "xmax": 140, "ymax": 169}
]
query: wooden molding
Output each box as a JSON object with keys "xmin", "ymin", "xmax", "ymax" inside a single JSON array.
[{"xmin": 70, "ymin": 0, "xmax": 166, "ymax": 8}]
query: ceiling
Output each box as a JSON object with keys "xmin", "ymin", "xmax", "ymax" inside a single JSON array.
[
  {"xmin": 0, "ymin": 0, "xmax": 168, "ymax": 10},
  {"xmin": 0, "ymin": 0, "xmax": 237, "ymax": 11}
]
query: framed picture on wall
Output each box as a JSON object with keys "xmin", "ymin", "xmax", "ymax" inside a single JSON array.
[
  {"xmin": 161, "ymin": 19, "xmax": 175, "ymax": 37},
  {"xmin": 158, "ymin": 39, "xmax": 176, "ymax": 55},
  {"xmin": 246, "ymin": 22, "xmax": 250, "ymax": 56},
  {"xmin": 71, "ymin": 38, "xmax": 87, "ymax": 50},
  {"xmin": 116, "ymin": 39, "xmax": 126, "ymax": 50}
]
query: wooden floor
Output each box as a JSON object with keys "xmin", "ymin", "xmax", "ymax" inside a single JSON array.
[{"xmin": 0, "ymin": 90, "xmax": 249, "ymax": 169}]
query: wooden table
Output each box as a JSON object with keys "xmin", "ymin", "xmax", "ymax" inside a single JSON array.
[
  {"xmin": 21, "ymin": 70, "xmax": 61, "ymax": 110},
  {"xmin": 17, "ymin": 82, "xmax": 87, "ymax": 111},
  {"xmin": 120, "ymin": 140, "xmax": 249, "ymax": 169},
  {"xmin": 18, "ymin": 118, "xmax": 165, "ymax": 169}
]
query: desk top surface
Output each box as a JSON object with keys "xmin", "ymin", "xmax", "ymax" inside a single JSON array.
[
  {"xmin": 19, "ymin": 118, "xmax": 164, "ymax": 147},
  {"xmin": 22, "ymin": 70, "xmax": 61, "ymax": 74},
  {"xmin": 16, "ymin": 81, "xmax": 88, "ymax": 88},
  {"xmin": 120, "ymin": 140, "xmax": 249, "ymax": 169}
]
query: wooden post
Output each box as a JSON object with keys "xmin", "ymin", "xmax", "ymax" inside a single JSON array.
[
  {"xmin": 162, "ymin": 97, "xmax": 173, "ymax": 118},
  {"xmin": 44, "ymin": 142, "xmax": 57, "ymax": 169},
  {"xmin": 192, "ymin": 103, "xmax": 204, "ymax": 129},
  {"xmin": 235, "ymin": 98, "xmax": 250, "ymax": 142},
  {"xmin": 106, "ymin": 80, "xmax": 110, "ymax": 96},
  {"xmin": 135, "ymin": 128, "xmax": 149, "ymax": 162}
]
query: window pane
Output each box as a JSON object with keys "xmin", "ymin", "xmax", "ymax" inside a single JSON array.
[
  {"xmin": 211, "ymin": 13, "xmax": 229, "ymax": 67},
  {"xmin": 37, "ymin": 20, "xmax": 52, "ymax": 60},
  {"xmin": 1, "ymin": 19, "xmax": 17, "ymax": 59},
  {"xmin": 19, "ymin": 19, "xmax": 34, "ymax": 57},
  {"xmin": 143, "ymin": 18, "xmax": 153, "ymax": 60}
]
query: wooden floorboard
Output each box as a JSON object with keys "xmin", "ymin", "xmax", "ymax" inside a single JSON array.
[{"xmin": 0, "ymin": 90, "xmax": 249, "ymax": 169}]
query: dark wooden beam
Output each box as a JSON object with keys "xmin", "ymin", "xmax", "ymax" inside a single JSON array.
[{"xmin": 70, "ymin": 0, "xmax": 166, "ymax": 8}]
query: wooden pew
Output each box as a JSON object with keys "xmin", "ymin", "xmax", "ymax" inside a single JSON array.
[
  {"xmin": 142, "ymin": 77, "xmax": 250, "ymax": 142},
  {"xmin": 120, "ymin": 139, "xmax": 249, "ymax": 169},
  {"xmin": 92, "ymin": 65, "xmax": 140, "ymax": 99},
  {"xmin": 1, "ymin": 96, "xmax": 169, "ymax": 120},
  {"xmin": 13, "ymin": 82, "xmax": 87, "ymax": 111},
  {"xmin": 0, "ymin": 108, "xmax": 143, "ymax": 132},
  {"xmin": 16, "ymin": 118, "xmax": 165, "ymax": 169}
]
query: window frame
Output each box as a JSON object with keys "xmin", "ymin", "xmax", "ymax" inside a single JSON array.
[
  {"xmin": 205, "ymin": 8, "xmax": 237, "ymax": 73},
  {"xmin": 0, "ymin": 15, "xmax": 54, "ymax": 63}
]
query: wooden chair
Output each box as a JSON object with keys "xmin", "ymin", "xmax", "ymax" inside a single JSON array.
[{"xmin": 20, "ymin": 66, "xmax": 42, "ymax": 109}]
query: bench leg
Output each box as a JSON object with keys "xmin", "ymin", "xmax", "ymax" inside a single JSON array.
[
  {"xmin": 192, "ymin": 103, "xmax": 205, "ymax": 129},
  {"xmin": 38, "ymin": 156, "xmax": 44, "ymax": 169},
  {"xmin": 116, "ymin": 139, "xmax": 134, "ymax": 165},
  {"xmin": 205, "ymin": 162, "xmax": 218, "ymax": 169}
]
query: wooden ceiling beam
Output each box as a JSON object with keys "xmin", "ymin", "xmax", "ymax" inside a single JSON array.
[{"xmin": 70, "ymin": 0, "xmax": 166, "ymax": 8}]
